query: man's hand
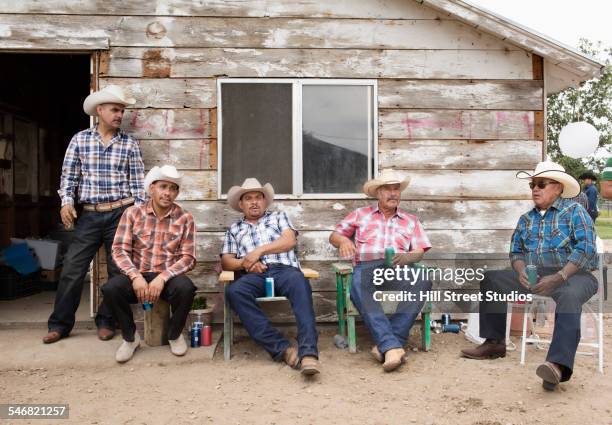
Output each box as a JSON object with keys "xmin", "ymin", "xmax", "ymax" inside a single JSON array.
[
  {"xmin": 148, "ymin": 276, "xmax": 165, "ymax": 303},
  {"xmin": 338, "ymin": 240, "xmax": 356, "ymax": 260},
  {"xmin": 132, "ymin": 275, "xmax": 149, "ymax": 304},
  {"xmin": 60, "ymin": 204, "xmax": 77, "ymax": 229},
  {"xmin": 532, "ymin": 274, "xmax": 563, "ymax": 296},
  {"xmin": 248, "ymin": 261, "xmax": 268, "ymax": 274},
  {"xmin": 392, "ymin": 252, "xmax": 420, "ymax": 266},
  {"xmin": 241, "ymin": 249, "xmax": 262, "ymax": 271}
]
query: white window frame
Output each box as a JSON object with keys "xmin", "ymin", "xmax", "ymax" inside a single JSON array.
[{"xmin": 217, "ymin": 78, "xmax": 378, "ymax": 199}]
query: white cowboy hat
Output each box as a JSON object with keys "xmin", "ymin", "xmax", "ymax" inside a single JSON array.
[
  {"xmin": 144, "ymin": 165, "xmax": 183, "ymax": 192},
  {"xmin": 363, "ymin": 169, "xmax": 410, "ymax": 198},
  {"xmin": 83, "ymin": 85, "xmax": 136, "ymax": 117},
  {"xmin": 227, "ymin": 178, "xmax": 274, "ymax": 212},
  {"xmin": 516, "ymin": 161, "xmax": 580, "ymax": 198}
]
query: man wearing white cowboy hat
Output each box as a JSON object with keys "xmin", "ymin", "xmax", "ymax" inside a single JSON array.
[
  {"xmin": 329, "ymin": 169, "xmax": 433, "ymax": 372},
  {"xmin": 103, "ymin": 165, "xmax": 196, "ymax": 362},
  {"xmin": 221, "ymin": 178, "xmax": 320, "ymax": 375},
  {"xmin": 461, "ymin": 161, "xmax": 598, "ymax": 391},
  {"xmin": 44, "ymin": 85, "xmax": 145, "ymax": 344}
]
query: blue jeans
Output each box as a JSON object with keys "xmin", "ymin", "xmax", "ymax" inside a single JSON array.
[
  {"xmin": 350, "ymin": 260, "xmax": 433, "ymax": 354},
  {"xmin": 225, "ymin": 264, "xmax": 318, "ymax": 361},
  {"xmin": 47, "ymin": 206, "xmax": 129, "ymax": 335}
]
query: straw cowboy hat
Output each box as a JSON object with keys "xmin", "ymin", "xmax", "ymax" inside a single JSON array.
[
  {"xmin": 144, "ymin": 165, "xmax": 183, "ymax": 191},
  {"xmin": 227, "ymin": 178, "xmax": 274, "ymax": 212},
  {"xmin": 363, "ymin": 169, "xmax": 410, "ymax": 198},
  {"xmin": 516, "ymin": 161, "xmax": 580, "ymax": 198},
  {"xmin": 83, "ymin": 85, "xmax": 136, "ymax": 117}
]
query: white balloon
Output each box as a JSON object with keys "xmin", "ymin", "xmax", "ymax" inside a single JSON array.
[{"xmin": 558, "ymin": 121, "xmax": 599, "ymax": 159}]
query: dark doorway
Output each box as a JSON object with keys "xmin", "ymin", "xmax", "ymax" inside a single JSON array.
[{"xmin": 0, "ymin": 53, "xmax": 91, "ymax": 244}]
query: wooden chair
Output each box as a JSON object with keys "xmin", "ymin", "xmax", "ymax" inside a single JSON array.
[
  {"xmin": 221, "ymin": 268, "xmax": 320, "ymax": 360},
  {"xmin": 332, "ymin": 262, "xmax": 432, "ymax": 353}
]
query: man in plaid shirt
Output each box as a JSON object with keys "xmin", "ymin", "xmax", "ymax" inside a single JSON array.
[
  {"xmin": 461, "ymin": 161, "xmax": 598, "ymax": 392},
  {"xmin": 44, "ymin": 85, "xmax": 145, "ymax": 345},
  {"xmin": 103, "ymin": 165, "xmax": 196, "ymax": 363},
  {"xmin": 330, "ymin": 170, "xmax": 432, "ymax": 372},
  {"xmin": 222, "ymin": 178, "xmax": 320, "ymax": 375}
]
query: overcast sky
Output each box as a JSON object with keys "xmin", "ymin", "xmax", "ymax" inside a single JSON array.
[{"xmin": 469, "ymin": 0, "xmax": 612, "ymax": 55}]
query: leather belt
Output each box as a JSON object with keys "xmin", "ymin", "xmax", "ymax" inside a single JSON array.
[{"xmin": 83, "ymin": 197, "xmax": 135, "ymax": 212}]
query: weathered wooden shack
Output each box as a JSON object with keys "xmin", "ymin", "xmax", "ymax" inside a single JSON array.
[{"xmin": 0, "ymin": 0, "xmax": 603, "ymax": 321}]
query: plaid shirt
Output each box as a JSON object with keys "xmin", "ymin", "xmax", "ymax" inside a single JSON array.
[
  {"xmin": 510, "ymin": 197, "xmax": 597, "ymax": 270},
  {"xmin": 58, "ymin": 126, "xmax": 145, "ymax": 206},
  {"xmin": 335, "ymin": 204, "xmax": 432, "ymax": 264},
  {"xmin": 222, "ymin": 210, "xmax": 300, "ymax": 268},
  {"xmin": 112, "ymin": 201, "xmax": 196, "ymax": 282}
]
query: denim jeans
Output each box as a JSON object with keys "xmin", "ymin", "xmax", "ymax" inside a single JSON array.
[
  {"xmin": 102, "ymin": 272, "xmax": 196, "ymax": 342},
  {"xmin": 350, "ymin": 260, "xmax": 433, "ymax": 354},
  {"xmin": 479, "ymin": 268, "xmax": 598, "ymax": 381},
  {"xmin": 47, "ymin": 206, "xmax": 129, "ymax": 336},
  {"xmin": 225, "ymin": 264, "xmax": 319, "ymax": 361}
]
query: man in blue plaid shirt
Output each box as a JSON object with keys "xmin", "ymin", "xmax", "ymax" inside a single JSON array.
[
  {"xmin": 461, "ymin": 161, "xmax": 598, "ymax": 391},
  {"xmin": 44, "ymin": 85, "xmax": 145, "ymax": 344},
  {"xmin": 221, "ymin": 178, "xmax": 320, "ymax": 375}
]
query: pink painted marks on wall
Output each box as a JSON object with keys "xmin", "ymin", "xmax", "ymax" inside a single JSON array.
[
  {"xmin": 522, "ymin": 112, "xmax": 535, "ymax": 138},
  {"xmin": 402, "ymin": 112, "xmax": 463, "ymax": 139}
]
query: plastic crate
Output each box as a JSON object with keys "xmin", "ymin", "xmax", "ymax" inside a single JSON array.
[{"xmin": 0, "ymin": 266, "xmax": 41, "ymax": 300}]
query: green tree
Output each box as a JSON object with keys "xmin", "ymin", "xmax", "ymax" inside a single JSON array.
[{"xmin": 547, "ymin": 39, "xmax": 612, "ymax": 179}]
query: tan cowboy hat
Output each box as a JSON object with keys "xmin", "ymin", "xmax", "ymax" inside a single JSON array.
[
  {"xmin": 516, "ymin": 161, "xmax": 580, "ymax": 198},
  {"xmin": 83, "ymin": 85, "xmax": 136, "ymax": 117},
  {"xmin": 227, "ymin": 178, "xmax": 274, "ymax": 212},
  {"xmin": 144, "ymin": 165, "xmax": 183, "ymax": 192},
  {"xmin": 363, "ymin": 169, "xmax": 410, "ymax": 198}
]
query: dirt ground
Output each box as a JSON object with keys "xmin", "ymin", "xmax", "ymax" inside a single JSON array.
[{"xmin": 1, "ymin": 318, "xmax": 611, "ymax": 425}]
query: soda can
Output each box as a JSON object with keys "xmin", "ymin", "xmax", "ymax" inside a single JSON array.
[
  {"xmin": 442, "ymin": 323, "xmax": 460, "ymax": 333},
  {"xmin": 190, "ymin": 326, "xmax": 201, "ymax": 347},
  {"xmin": 265, "ymin": 277, "xmax": 275, "ymax": 297},
  {"xmin": 142, "ymin": 301, "xmax": 153, "ymax": 311},
  {"xmin": 526, "ymin": 265, "xmax": 538, "ymax": 286},
  {"xmin": 384, "ymin": 247, "xmax": 395, "ymax": 267},
  {"xmin": 441, "ymin": 313, "xmax": 451, "ymax": 326},
  {"xmin": 201, "ymin": 325, "xmax": 212, "ymax": 346}
]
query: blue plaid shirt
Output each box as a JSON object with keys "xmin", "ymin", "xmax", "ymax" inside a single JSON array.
[
  {"xmin": 58, "ymin": 126, "xmax": 145, "ymax": 206},
  {"xmin": 222, "ymin": 210, "xmax": 300, "ymax": 268},
  {"xmin": 510, "ymin": 197, "xmax": 597, "ymax": 270}
]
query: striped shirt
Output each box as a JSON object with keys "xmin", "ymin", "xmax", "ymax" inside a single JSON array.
[
  {"xmin": 334, "ymin": 205, "xmax": 432, "ymax": 264},
  {"xmin": 112, "ymin": 201, "xmax": 196, "ymax": 282},
  {"xmin": 222, "ymin": 210, "xmax": 300, "ymax": 268},
  {"xmin": 602, "ymin": 157, "xmax": 612, "ymax": 181},
  {"xmin": 510, "ymin": 197, "xmax": 597, "ymax": 270},
  {"xmin": 58, "ymin": 126, "xmax": 145, "ymax": 206}
]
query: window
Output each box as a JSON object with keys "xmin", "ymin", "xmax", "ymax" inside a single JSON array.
[{"xmin": 218, "ymin": 79, "xmax": 376, "ymax": 198}]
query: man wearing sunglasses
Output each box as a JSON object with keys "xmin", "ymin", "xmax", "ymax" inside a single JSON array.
[{"xmin": 460, "ymin": 161, "xmax": 598, "ymax": 392}]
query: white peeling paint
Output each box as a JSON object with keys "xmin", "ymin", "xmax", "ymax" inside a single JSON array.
[{"xmin": 332, "ymin": 203, "xmax": 346, "ymax": 210}]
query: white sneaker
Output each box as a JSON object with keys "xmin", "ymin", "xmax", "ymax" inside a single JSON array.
[
  {"xmin": 115, "ymin": 332, "xmax": 141, "ymax": 363},
  {"xmin": 168, "ymin": 335, "xmax": 188, "ymax": 356}
]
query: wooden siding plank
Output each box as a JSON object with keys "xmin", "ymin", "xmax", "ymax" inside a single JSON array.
[
  {"xmin": 183, "ymin": 199, "xmax": 530, "ymax": 232},
  {"xmin": 175, "ymin": 171, "xmax": 216, "ymax": 200},
  {"xmin": 139, "ymin": 139, "xmax": 217, "ymax": 170},
  {"xmin": 123, "ymin": 109, "xmax": 213, "ymax": 139},
  {"xmin": 0, "ymin": 14, "xmax": 516, "ymax": 50},
  {"xmin": 378, "ymin": 80, "xmax": 543, "ymax": 110},
  {"xmin": 194, "ymin": 229, "xmax": 513, "ymax": 262},
  {"xmin": 378, "ymin": 139, "xmax": 542, "ymax": 170},
  {"xmin": 101, "ymin": 47, "xmax": 534, "ymax": 79},
  {"xmin": 100, "ymin": 78, "xmax": 216, "ymax": 108},
  {"xmin": 379, "ymin": 110, "xmax": 536, "ymax": 140},
  {"xmin": 0, "ymin": 0, "xmax": 443, "ymax": 19}
]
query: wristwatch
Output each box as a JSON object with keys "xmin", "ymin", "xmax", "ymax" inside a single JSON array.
[{"xmin": 556, "ymin": 269, "xmax": 568, "ymax": 281}]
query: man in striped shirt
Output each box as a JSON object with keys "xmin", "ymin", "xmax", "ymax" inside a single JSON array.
[
  {"xmin": 461, "ymin": 161, "xmax": 598, "ymax": 391},
  {"xmin": 44, "ymin": 86, "xmax": 145, "ymax": 344},
  {"xmin": 104, "ymin": 165, "xmax": 196, "ymax": 363},
  {"xmin": 330, "ymin": 170, "xmax": 433, "ymax": 372},
  {"xmin": 222, "ymin": 178, "xmax": 320, "ymax": 375}
]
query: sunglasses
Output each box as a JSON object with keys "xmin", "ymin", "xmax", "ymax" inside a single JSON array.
[{"xmin": 529, "ymin": 180, "xmax": 558, "ymax": 190}]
